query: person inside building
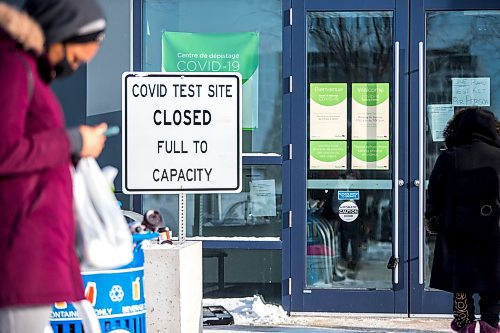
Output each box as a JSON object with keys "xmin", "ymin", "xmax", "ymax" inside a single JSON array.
[
  {"xmin": 425, "ymin": 107, "xmax": 500, "ymax": 333},
  {"xmin": 0, "ymin": 0, "xmax": 107, "ymax": 332},
  {"xmin": 336, "ymin": 171, "xmax": 365, "ymax": 278}
]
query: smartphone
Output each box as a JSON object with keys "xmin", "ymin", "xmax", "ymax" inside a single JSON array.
[{"xmin": 104, "ymin": 126, "xmax": 120, "ymax": 137}]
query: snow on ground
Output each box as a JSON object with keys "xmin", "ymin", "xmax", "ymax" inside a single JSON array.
[
  {"xmin": 204, "ymin": 295, "xmax": 288, "ymax": 326},
  {"xmin": 203, "ymin": 296, "xmax": 453, "ymax": 332}
]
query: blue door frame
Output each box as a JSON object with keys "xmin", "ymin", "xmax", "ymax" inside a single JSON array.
[
  {"xmin": 408, "ymin": 0, "xmax": 500, "ymax": 315},
  {"xmin": 290, "ymin": 0, "xmax": 409, "ymax": 313},
  {"xmin": 290, "ymin": 0, "xmax": 498, "ymax": 315}
]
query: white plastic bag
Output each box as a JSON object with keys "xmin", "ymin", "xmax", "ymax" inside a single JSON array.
[
  {"xmin": 73, "ymin": 300, "xmax": 102, "ymax": 333},
  {"xmin": 73, "ymin": 157, "xmax": 133, "ymax": 270}
]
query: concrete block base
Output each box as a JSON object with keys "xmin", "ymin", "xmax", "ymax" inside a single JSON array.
[{"xmin": 143, "ymin": 241, "xmax": 202, "ymax": 333}]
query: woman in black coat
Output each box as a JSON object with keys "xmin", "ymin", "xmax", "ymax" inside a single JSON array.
[{"xmin": 426, "ymin": 107, "xmax": 500, "ymax": 333}]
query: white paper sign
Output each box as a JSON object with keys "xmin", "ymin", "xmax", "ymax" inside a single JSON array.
[
  {"xmin": 122, "ymin": 72, "xmax": 242, "ymax": 193},
  {"xmin": 250, "ymin": 179, "xmax": 277, "ymax": 217},
  {"xmin": 452, "ymin": 77, "xmax": 490, "ymax": 106},
  {"xmin": 428, "ymin": 104, "xmax": 454, "ymax": 142},
  {"xmin": 352, "ymin": 83, "xmax": 390, "ymax": 140},
  {"xmin": 309, "ymin": 83, "xmax": 347, "ymax": 140}
]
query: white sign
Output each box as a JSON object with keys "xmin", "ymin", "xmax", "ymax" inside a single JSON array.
[
  {"xmin": 122, "ymin": 72, "xmax": 242, "ymax": 193},
  {"xmin": 338, "ymin": 201, "xmax": 359, "ymax": 222},
  {"xmin": 428, "ymin": 104, "xmax": 454, "ymax": 142},
  {"xmin": 250, "ymin": 179, "xmax": 277, "ymax": 217},
  {"xmin": 351, "ymin": 83, "xmax": 390, "ymax": 140},
  {"xmin": 452, "ymin": 77, "xmax": 490, "ymax": 106},
  {"xmin": 309, "ymin": 83, "xmax": 347, "ymax": 140}
]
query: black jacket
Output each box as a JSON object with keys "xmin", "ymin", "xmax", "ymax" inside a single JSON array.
[{"xmin": 426, "ymin": 109, "xmax": 500, "ymax": 293}]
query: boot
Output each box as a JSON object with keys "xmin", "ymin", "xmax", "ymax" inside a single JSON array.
[
  {"xmin": 332, "ymin": 266, "xmax": 345, "ymax": 282},
  {"xmin": 478, "ymin": 320, "xmax": 500, "ymax": 333},
  {"xmin": 451, "ymin": 320, "xmax": 476, "ymax": 333}
]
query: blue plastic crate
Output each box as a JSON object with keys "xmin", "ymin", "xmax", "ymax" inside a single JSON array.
[{"xmin": 50, "ymin": 237, "xmax": 154, "ymax": 333}]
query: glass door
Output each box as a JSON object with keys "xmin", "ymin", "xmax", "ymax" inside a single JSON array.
[
  {"xmin": 290, "ymin": 0, "xmax": 499, "ymax": 315},
  {"xmin": 290, "ymin": 0, "xmax": 409, "ymax": 313},
  {"xmin": 409, "ymin": 0, "xmax": 500, "ymax": 314}
]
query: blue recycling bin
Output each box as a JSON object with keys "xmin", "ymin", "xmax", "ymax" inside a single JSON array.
[{"xmin": 50, "ymin": 235, "xmax": 155, "ymax": 333}]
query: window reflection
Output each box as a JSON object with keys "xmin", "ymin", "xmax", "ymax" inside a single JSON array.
[
  {"xmin": 426, "ymin": 11, "xmax": 500, "ymax": 176},
  {"xmin": 308, "ymin": 12, "xmax": 393, "ymax": 180},
  {"xmin": 142, "ymin": 165, "xmax": 282, "ymax": 237},
  {"xmin": 306, "ymin": 12, "xmax": 394, "ymax": 289},
  {"xmin": 425, "ymin": 10, "xmax": 500, "ymax": 287},
  {"xmin": 307, "ymin": 188, "xmax": 392, "ymax": 288},
  {"xmin": 308, "ymin": 12, "xmax": 393, "ymax": 83},
  {"xmin": 142, "ymin": 0, "xmax": 283, "ymax": 153},
  {"xmin": 203, "ymin": 249, "xmax": 281, "ymax": 303}
]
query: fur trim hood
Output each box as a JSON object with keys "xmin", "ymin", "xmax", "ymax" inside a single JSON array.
[{"xmin": 0, "ymin": 2, "xmax": 44, "ymax": 54}]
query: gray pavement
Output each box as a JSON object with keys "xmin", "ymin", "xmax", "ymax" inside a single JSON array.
[
  {"xmin": 204, "ymin": 327, "xmax": 368, "ymax": 332},
  {"xmin": 204, "ymin": 326, "xmax": 450, "ymax": 333},
  {"xmin": 203, "ymin": 316, "xmax": 454, "ymax": 333}
]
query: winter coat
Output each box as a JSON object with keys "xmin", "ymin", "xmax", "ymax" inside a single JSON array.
[
  {"xmin": 426, "ymin": 109, "xmax": 500, "ymax": 293},
  {"xmin": 0, "ymin": 4, "xmax": 84, "ymax": 307}
]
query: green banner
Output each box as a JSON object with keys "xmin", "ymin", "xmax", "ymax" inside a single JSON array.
[
  {"xmin": 162, "ymin": 32, "xmax": 259, "ymax": 130},
  {"xmin": 352, "ymin": 83, "xmax": 389, "ymax": 106}
]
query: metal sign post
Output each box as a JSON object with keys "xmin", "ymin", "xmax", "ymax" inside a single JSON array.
[
  {"xmin": 122, "ymin": 72, "xmax": 243, "ymax": 241},
  {"xmin": 178, "ymin": 193, "xmax": 186, "ymax": 242}
]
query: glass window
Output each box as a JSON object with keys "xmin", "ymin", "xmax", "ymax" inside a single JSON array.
[
  {"xmin": 425, "ymin": 10, "xmax": 500, "ymax": 176},
  {"xmin": 142, "ymin": 165, "xmax": 282, "ymax": 237},
  {"xmin": 203, "ymin": 249, "xmax": 281, "ymax": 304},
  {"xmin": 424, "ymin": 10, "xmax": 500, "ymax": 287},
  {"xmin": 142, "ymin": 0, "xmax": 283, "ymax": 153},
  {"xmin": 87, "ymin": 0, "xmax": 130, "ymax": 116},
  {"xmin": 306, "ymin": 12, "xmax": 394, "ymax": 289}
]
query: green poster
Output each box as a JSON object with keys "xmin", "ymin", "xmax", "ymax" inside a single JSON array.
[
  {"xmin": 162, "ymin": 31, "xmax": 259, "ymax": 130},
  {"xmin": 352, "ymin": 83, "xmax": 390, "ymax": 140},
  {"xmin": 351, "ymin": 141, "xmax": 389, "ymax": 170},
  {"xmin": 310, "ymin": 141, "xmax": 347, "ymax": 170},
  {"xmin": 310, "ymin": 83, "xmax": 347, "ymax": 140}
]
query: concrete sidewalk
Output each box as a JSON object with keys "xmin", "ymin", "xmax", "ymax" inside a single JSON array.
[
  {"xmin": 203, "ymin": 297, "xmax": 453, "ymax": 333},
  {"xmin": 205, "ymin": 327, "xmax": 389, "ymax": 333},
  {"xmin": 203, "ymin": 316, "xmax": 453, "ymax": 333}
]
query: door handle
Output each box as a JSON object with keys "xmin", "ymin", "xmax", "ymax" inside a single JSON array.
[
  {"xmin": 418, "ymin": 41, "xmax": 425, "ymax": 285},
  {"xmin": 393, "ymin": 41, "xmax": 400, "ymax": 284}
]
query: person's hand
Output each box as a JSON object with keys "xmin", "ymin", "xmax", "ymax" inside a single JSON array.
[{"xmin": 79, "ymin": 123, "xmax": 107, "ymax": 158}]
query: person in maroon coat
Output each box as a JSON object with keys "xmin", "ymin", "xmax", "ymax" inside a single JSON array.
[
  {"xmin": 0, "ymin": 1, "xmax": 107, "ymax": 332},
  {"xmin": 426, "ymin": 107, "xmax": 500, "ymax": 333}
]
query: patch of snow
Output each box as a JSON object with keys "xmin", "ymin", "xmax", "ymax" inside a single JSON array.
[{"xmin": 204, "ymin": 295, "xmax": 288, "ymax": 326}]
